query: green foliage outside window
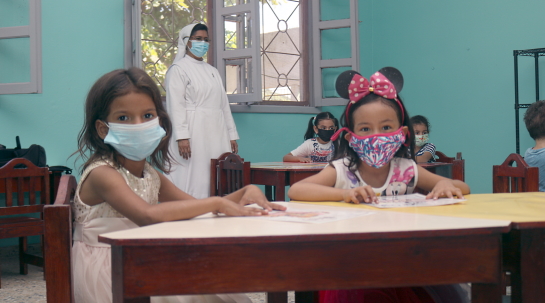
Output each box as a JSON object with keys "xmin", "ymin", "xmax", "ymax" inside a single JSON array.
[{"xmin": 141, "ymin": 0, "xmax": 207, "ymax": 95}]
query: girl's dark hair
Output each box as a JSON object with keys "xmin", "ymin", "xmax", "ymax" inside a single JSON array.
[
  {"xmin": 333, "ymin": 94, "xmax": 415, "ymax": 170},
  {"xmin": 190, "ymin": 23, "xmax": 208, "ymax": 37},
  {"xmin": 304, "ymin": 111, "xmax": 339, "ymax": 140},
  {"xmin": 73, "ymin": 67, "xmax": 175, "ymax": 173},
  {"xmin": 410, "ymin": 115, "xmax": 431, "ymax": 133}
]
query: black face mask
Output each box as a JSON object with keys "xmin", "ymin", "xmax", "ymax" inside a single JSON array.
[{"xmin": 317, "ymin": 129, "xmax": 335, "ymax": 142}]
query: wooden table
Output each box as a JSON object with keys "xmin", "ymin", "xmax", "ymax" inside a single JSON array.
[
  {"xmin": 98, "ymin": 202, "xmax": 510, "ymax": 303},
  {"xmin": 297, "ymin": 192, "xmax": 545, "ymax": 303},
  {"xmin": 250, "ymin": 162, "xmax": 326, "ymax": 201}
]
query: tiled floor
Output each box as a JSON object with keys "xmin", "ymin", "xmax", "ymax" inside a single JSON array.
[{"xmin": 0, "ymin": 244, "xmax": 294, "ymax": 303}]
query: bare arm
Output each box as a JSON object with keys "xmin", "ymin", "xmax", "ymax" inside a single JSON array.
[
  {"xmin": 288, "ymin": 166, "xmax": 377, "ymax": 203},
  {"xmin": 416, "ymin": 166, "xmax": 470, "ymax": 199},
  {"xmin": 283, "ymin": 153, "xmax": 311, "ymax": 163},
  {"xmin": 79, "ymin": 166, "xmax": 267, "ymax": 226}
]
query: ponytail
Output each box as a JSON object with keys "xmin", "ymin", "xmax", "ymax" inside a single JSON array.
[{"xmin": 303, "ymin": 116, "xmax": 316, "ymax": 140}]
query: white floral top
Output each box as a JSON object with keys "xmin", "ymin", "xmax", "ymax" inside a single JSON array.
[{"xmin": 73, "ymin": 159, "xmax": 161, "ymax": 223}]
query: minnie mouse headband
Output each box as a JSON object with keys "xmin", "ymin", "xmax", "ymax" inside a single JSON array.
[
  {"xmin": 330, "ymin": 67, "xmax": 406, "ymax": 142},
  {"xmin": 335, "ymin": 67, "xmax": 405, "ymax": 126}
]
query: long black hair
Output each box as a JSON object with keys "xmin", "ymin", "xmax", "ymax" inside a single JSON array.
[{"xmin": 304, "ymin": 111, "xmax": 339, "ymax": 140}]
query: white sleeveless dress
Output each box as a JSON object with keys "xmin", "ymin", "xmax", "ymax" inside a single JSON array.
[{"xmin": 72, "ymin": 159, "xmax": 251, "ymax": 303}]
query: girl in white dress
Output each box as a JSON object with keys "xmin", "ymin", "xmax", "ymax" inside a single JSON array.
[
  {"xmin": 73, "ymin": 68, "xmax": 285, "ymax": 303},
  {"xmin": 165, "ymin": 23, "xmax": 239, "ymax": 199}
]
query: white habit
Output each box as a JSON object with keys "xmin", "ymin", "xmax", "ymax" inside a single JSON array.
[{"xmin": 164, "ymin": 52, "xmax": 239, "ymax": 199}]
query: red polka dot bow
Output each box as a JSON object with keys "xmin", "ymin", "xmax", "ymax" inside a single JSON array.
[{"xmin": 348, "ymin": 72, "xmax": 398, "ymax": 104}]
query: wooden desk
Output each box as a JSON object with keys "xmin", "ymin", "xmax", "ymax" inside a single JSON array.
[
  {"xmin": 250, "ymin": 162, "xmax": 326, "ymax": 201},
  {"xmin": 297, "ymin": 192, "xmax": 545, "ymax": 303},
  {"xmin": 98, "ymin": 202, "xmax": 510, "ymax": 303}
]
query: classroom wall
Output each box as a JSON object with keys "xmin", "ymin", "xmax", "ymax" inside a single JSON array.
[
  {"xmin": 1, "ymin": 0, "xmax": 544, "ymax": 245},
  {"xmin": 357, "ymin": 0, "xmax": 545, "ymax": 195}
]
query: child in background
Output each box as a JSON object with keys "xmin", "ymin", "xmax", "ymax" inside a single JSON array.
[
  {"xmin": 524, "ymin": 100, "xmax": 545, "ymax": 191},
  {"xmin": 283, "ymin": 112, "xmax": 339, "ymax": 163},
  {"xmin": 72, "ymin": 68, "xmax": 285, "ymax": 303},
  {"xmin": 410, "ymin": 115, "xmax": 436, "ymax": 163},
  {"xmin": 289, "ymin": 68, "xmax": 469, "ymax": 303}
]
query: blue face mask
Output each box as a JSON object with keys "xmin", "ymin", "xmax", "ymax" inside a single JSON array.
[
  {"xmin": 189, "ymin": 40, "xmax": 209, "ymax": 58},
  {"xmin": 103, "ymin": 118, "xmax": 166, "ymax": 161}
]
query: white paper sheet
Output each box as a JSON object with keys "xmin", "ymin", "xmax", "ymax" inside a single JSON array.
[
  {"xmin": 369, "ymin": 193, "xmax": 466, "ymax": 208},
  {"xmin": 251, "ymin": 205, "xmax": 375, "ymax": 224}
]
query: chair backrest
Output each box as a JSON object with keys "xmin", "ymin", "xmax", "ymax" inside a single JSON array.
[
  {"xmin": 0, "ymin": 158, "xmax": 50, "ymax": 215},
  {"xmin": 210, "ymin": 152, "xmax": 251, "ymax": 196},
  {"xmin": 44, "ymin": 174, "xmax": 77, "ymax": 303},
  {"xmin": 493, "ymin": 153, "xmax": 539, "ymax": 193},
  {"xmin": 435, "ymin": 151, "xmax": 465, "ymax": 181}
]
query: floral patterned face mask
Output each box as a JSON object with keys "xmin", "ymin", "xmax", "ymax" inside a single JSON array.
[{"xmin": 347, "ymin": 127, "xmax": 406, "ymax": 168}]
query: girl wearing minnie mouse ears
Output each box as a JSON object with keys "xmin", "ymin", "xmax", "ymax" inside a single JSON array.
[
  {"xmin": 289, "ymin": 67, "xmax": 469, "ymax": 203},
  {"xmin": 288, "ymin": 68, "xmax": 470, "ymax": 302}
]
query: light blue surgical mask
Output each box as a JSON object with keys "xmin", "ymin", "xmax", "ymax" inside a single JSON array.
[
  {"xmin": 103, "ymin": 118, "xmax": 166, "ymax": 161},
  {"xmin": 189, "ymin": 40, "xmax": 209, "ymax": 57}
]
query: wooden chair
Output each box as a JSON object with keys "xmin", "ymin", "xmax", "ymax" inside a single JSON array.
[
  {"xmin": 210, "ymin": 152, "xmax": 251, "ymax": 196},
  {"xmin": 435, "ymin": 151, "xmax": 465, "ymax": 181},
  {"xmin": 0, "ymin": 158, "xmax": 50, "ymax": 288},
  {"xmin": 492, "ymin": 153, "xmax": 539, "ymax": 193},
  {"xmin": 44, "ymin": 174, "xmax": 76, "ymax": 303},
  {"xmin": 491, "ymin": 153, "xmax": 539, "ymax": 297}
]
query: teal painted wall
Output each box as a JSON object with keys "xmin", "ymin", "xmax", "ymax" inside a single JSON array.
[
  {"xmin": 0, "ymin": 0, "xmax": 124, "ymax": 246},
  {"xmin": 358, "ymin": 0, "xmax": 545, "ymax": 194},
  {"xmin": 1, "ymin": 0, "xmax": 545, "ymax": 244}
]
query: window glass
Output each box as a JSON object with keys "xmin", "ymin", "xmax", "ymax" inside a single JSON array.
[
  {"xmin": 224, "ymin": 0, "xmax": 249, "ymax": 7},
  {"xmin": 320, "ymin": 0, "xmax": 350, "ymax": 21},
  {"xmin": 225, "ymin": 57, "xmax": 253, "ymax": 94},
  {"xmin": 321, "ymin": 28, "xmax": 351, "ymax": 60},
  {"xmin": 224, "ymin": 12, "xmax": 252, "ymax": 50},
  {"xmin": 0, "ymin": 0, "xmax": 29, "ymax": 27},
  {"xmin": 322, "ymin": 66, "xmax": 351, "ymax": 98},
  {"xmin": 0, "ymin": 38, "xmax": 30, "ymax": 83},
  {"xmin": 260, "ymin": 0, "xmax": 305, "ymax": 103},
  {"xmin": 140, "ymin": 0, "xmax": 207, "ymax": 95}
]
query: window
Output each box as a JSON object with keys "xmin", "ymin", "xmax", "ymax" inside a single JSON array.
[
  {"xmin": 0, "ymin": 0, "xmax": 42, "ymax": 95},
  {"xmin": 127, "ymin": 0, "xmax": 358, "ymax": 112}
]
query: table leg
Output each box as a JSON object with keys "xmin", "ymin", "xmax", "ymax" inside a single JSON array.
[
  {"xmin": 471, "ymin": 283, "xmax": 503, "ymax": 303},
  {"xmin": 506, "ymin": 228, "xmax": 545, "ymax": 303},
  {"xmin": 112, "ymin": 245, "xmax": 151, "ymax": 303},
  {"xmin": 273, "ymin": 173, "xmax": 286, "ymax": 202},
  {"xmin": 265, "ymin": 185, "xmax": 273, "ymax": 201},
  {"xmin": 267, "ymin": 292, "xmax": 288, "ymax": 303},
  {"xmin": 295, "ymin": 291, "xmax": 319, "ymax": 303}
]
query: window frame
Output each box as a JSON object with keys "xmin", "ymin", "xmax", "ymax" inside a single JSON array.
[
  {"xmin": 0, "ymin": 0, "xmax": 42, "ymax": 95},
  {"xmin": 126, "ymin": 0, "xmax": 359, "ymax": 114}
]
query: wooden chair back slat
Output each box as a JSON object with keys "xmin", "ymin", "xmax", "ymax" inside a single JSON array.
[
  {"xmin": 0, "ymin": 158, "xmax": 50, "ymax": 211},
  {"xmin": 44, "ymin": 174, "xmax": 77, "ymax": 303},
  {"xmin": 435, "ymin": 151, "xmax": 465, "ymax": 182},
  {"xmin": 210, "ymin": 153, "xmax": 251, "ymax": 196},
  {"xmin": 492, "ymin": 153, "xmax": 539, "ymax": 193}
]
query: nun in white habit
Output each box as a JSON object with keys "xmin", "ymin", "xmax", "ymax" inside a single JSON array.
[{"xmin": 164, "ymin": 23, "xmax": 239, "ymax": 199}]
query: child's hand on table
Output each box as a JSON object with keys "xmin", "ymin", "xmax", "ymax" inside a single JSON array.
[
  {"xmin": 238, "ymin": 185, "xmax": 287, "ymax": 211},
  {"xmin": 342, "ymin": 186, "xmax": 378, "ymax": 204},
  {"xmin": 298, "ymin": 157, "xmax": 312, "ymax": 163},
  {"xmin": 426, "ymin": 179, "xmax": 464, "ymax": 200}
]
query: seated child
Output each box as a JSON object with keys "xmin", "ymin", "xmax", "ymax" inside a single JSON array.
[
  {"xmin": 410, "ymin": 115, "xmax": 436, "ymax": 163},
  {"xmin": 524, "ymin": 100, "xmax": 545, "ymax": 191},
  {"xmin": 283, "ymin": 112, "xmax": 338, "ymax": 163},
  {"xmin": 72, "ymin": 68, "xmax": 286, "ymax": 303},
  {"xmin": 289, "ymin": 67, "xmax": 470, "ymax": 303}
]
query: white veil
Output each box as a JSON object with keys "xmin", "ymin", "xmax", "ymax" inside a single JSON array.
[{"xmin": 171, "ymin": 23, "xmax": 198, "ymax": 66}]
